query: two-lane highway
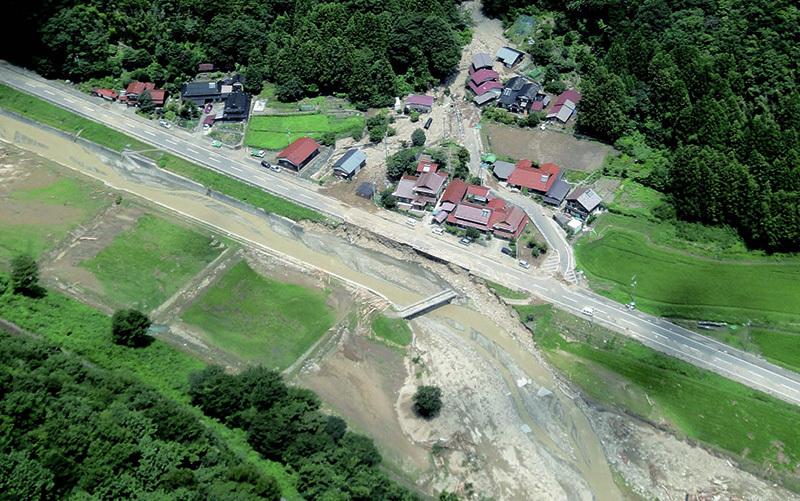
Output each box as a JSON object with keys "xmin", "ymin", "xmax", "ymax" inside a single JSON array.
[{"xmin": 3, "ymin": 61, "xmax": 800, "ymax": 406}]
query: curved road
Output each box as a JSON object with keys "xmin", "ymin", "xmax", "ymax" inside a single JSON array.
[{"xmin": 2, "ymin": 61, "xmax": 800, "ymax": 407}]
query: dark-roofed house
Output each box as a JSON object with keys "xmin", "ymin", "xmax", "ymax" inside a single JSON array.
[
  {"xmin": 546, "ymin": 90, "xmax": 581, "ymax": 123},
  {"xmin": 498, "ymin": 77, "xmax": 541, "ymax": 113},
  {"xmin": 92, "ymin": 88, "xmax": 118, "ymax": 101},
  {"xmin": 507, "ymin": 161, "xmax": 563, "ymax": 194},
  {"xmin": 332, "ymin": 149, "xmax": 367, "ymax": 178},
  {"xmin": 405, "ymin": 94, "xmax": 435, "ymax": 113},
  {"xmin": 543, "ymin": 178, "xmax": 571, "ymax": 206},
  {"xmin": 495, "ymin": 46, "xmax": 524, "ymax": 68},
  {"xmin": 471, "ymin": 53, "xmax": 493, "ymax": 72},
  {"xmin": 181, "ymin": 81, "xmax": 221, "ymax": 106},
  {"xmin": 356, "ymin": 182, "xmax": 375, "ymax": 199},
  {"xmin": 492, "ymin": 160, "xmax": 516, "ymax": 181},
  {"xmin": 565, "ymin": 187, "xmax": 603, "ymax": 218},
  {"xmin": 221, "ymin": 91, "xmax": 251, "ymax": 122},
  {"xmin": 277, "ymin": 137, "xmax": 320, "ymax": 171}
]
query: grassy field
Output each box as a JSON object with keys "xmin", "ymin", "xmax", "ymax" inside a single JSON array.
[
  {"xmin": 517, "ymin": 303, "xmax": 800, "ymax": 488},
  {"xmin": 182, "ymin": 261, "xmax": 335, "ymax": 370},
  {"xmin": 371, "ymin": 315, "xmax": 412, "ymax": 347},
  {"xmin": 150, "ymin": 152, "xmax": 325, "ymax": 222},
  {"xmin": 0, "ymin": 280, "xmax": 302, "ymax": 499},
  {"xmin": 575, "ymin": 228, "xmax": 800, "ymax": 324},
  {"xmin": 0, "ymin": 174, "xmax": 109, "ymax": 264},
  {"xmin": 245, "ymin": 112, "xmax": 363, "ymax": 150},
  {"xmin": 80, "ymin": 214, "xmax": 223, "ymax": 311}
]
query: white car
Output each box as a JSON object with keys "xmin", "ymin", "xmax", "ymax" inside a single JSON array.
[
  {"xmin": 518, "ymin": 260, "xmax": 531, "ymax": 269},
  {"xmin": 582, "ymin": 307, "xmax": 594, "ymax": 316},
  {"xmin": 431, "ymin": 227, "xmax": 444, "ymax": 235},
  {"xmin": 405, "ymin": 218, "xmax": 417, "ymax": 227},
  {"xmin": 159, "ymin": 120, "xmax": 171, "ymax": 129}
]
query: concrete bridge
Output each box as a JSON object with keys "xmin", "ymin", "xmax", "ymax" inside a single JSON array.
[{"xmin": 395, "ymin": 289, "xmax": 458, "ymax": 319}]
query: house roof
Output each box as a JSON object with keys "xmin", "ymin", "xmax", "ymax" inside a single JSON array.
[
  {"xmin": 332, "ymin": 149, "xmax": 367, "ymax": 175},
  {"xmin": 515, "ymin": 159, "xmax": 533, "ymax": 170},
  {"xmin": 441, "ymin": 178, "xmax": 467, "ymax": 204},
  {"xmin": 507, "ymin": 162, "xmax": 562, "ymax": 193},
  {"xmin": 182, "ymin": 81, "xmax": 220, "ymax": 98},
  {"xmin": 467, "ymin": 185, "xmax": 490, "ymax": 199},
  {"xmin": 470, "ymin": 69, "xmax": 500, "ymax": 86},
  {"xmin": 405, "ymin": 94, "xmax": 434, "ymax": 107},
  {"xmin": 198, "ymin": 63, "xmax": 215, "ymax": 72},
  {"xmin": 496, "ymin": 46, "xmax": 523, "ymax": 66},
  {"xmin": 554, "ymin": 90, "xmax": 581, "ymax": 107},
  {"xmin": 471, "ymin": 53, "xmax": 493, "ymax": 70},
  {"xmin": 93, "ymin": 88, "xmax": 118, "ymax": 99},
  {"xmin": 547, "ymin": 104, "xmax": 575, "ymax": 122},
  {"xmin": 416, "ymin": 161, "xmax": 439, "ymax": 173},
  {"xmin": 491, "ymin": 206, "xmax": 528, "ymax": 238},
  {"xmin": 447, "ymin": 202, "xmax": 492, "ymax": 229},
  {"xmin": 223, "ymin": 91, "xmax": 251, "ymax": 120},
  {"xmin": 149, "ymin": 89, "xmax": 167, "ymax": 105},
  {"xmin": 469, "ymin": 80, "xmax": 504, "ymax": 97},
  {"xmin": 492, "ymin": 160, "xmax": 514, "ymax": 180},
  {"xmin": 203, "ymin": 115, "xmax": 216, "ymax": 125},
  {"xmin": 566, "ymin": 187, "xmax": 603, "ymax": 212},
  {"xmin": 413, "ymin": 171, "xmax": 448, "ymax": 196},
  {"xmin": 356, "ymin": 182, "xmax": 375, "ymax": 198},
  {"xmin": 486, "ymin": 198, "xmax": 506, "ymax": 210},
  {"xmin": 392, "ymin": 175, "xmax": 418, "ymax": 200},
  {"xmin": 473, "ymin": 92, "xmax": 499, "ymax": 105},
  {"xmin": 278, "ymin": 137, "xmax": 320, "ymax": 167},
  {"xmin": 125, "ymin": 81, "xmax": 154, "ymax": 96},
  {"xmin": 543, "ymin": 178, "xmax": 571, "ymax": 205}
]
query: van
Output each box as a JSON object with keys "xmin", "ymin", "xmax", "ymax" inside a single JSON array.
[{"xmin": 405, "ymin": 218, "xmax": 417, "ymax": 227}]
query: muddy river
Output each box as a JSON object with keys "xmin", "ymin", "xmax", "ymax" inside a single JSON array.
[{"xmin": 0, "ymin": 112, "xmax": 622, "ymax": 500}]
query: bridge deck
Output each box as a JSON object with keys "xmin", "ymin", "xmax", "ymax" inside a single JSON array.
[{"xmin": 396, "ymin": 289, "xmax": 457, "ymax": 318}]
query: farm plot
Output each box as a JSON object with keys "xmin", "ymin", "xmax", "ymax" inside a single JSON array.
[
  {"xmin": 0, "ymin": 151, "xmax": 110, "ymax": 265},
  {"xmin": 575, "ymin": 228, "xmax": 800, "ymax": 324},
  {"xmin": 182, "ymin": 261, "xmax": 335, "ymax": 370},
  {"xmin": 245, "ymin": 112, "xmax": 364, "ymax": 150},
  {"xmin": 80, "ymin": 214, "xmax": 223, "ymax": 311}
]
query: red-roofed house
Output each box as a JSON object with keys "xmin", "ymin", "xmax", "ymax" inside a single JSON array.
[
  {"xmin": 405, "ymin": 94, "xmax": 435, "ymax": 113},
  {"xmin": 92, "ymin": 88, "xmax": 118, "ymax": 101},
  {"xmin": 440, "ymin": 178, "xmax": 467, "ymax": 205},
  {"xmin": 546, "ymin": 90, "xmax": 581, "ymax": 123},
  {"xmin": 149, "ymin": 89, "xmax": 167, "ymax": 107},
  {"xmin": 507, "ymin": 162, "xmax": 563, "ymax": 194},
  {"xmin": 470, "ymin": 69, "xmax": 500, "ymax": 86},
  {"xmin": 469, "ymin": 80, "xmax": 504, "ymax": 97},
  {"xmin": 277, "ymin": 137, "xmax": 320, "ymax": 170},
  {"xmin": 121, "ymin": 81, "xmax": 154, "ymax": 106},
  {"xmin": 446, "ymin": 202, "xmax": 492, "ymax": 232},
  {"xmin": 466, "ymin": 185, "xmax": 490, "ymax": 203},
  {"xmin": 490, "ymin": 203, "xmax": 529, "ymax": 239},
  {"xmin": 416, "ymin": 161, "xmax": 439, "ymax": 173}
]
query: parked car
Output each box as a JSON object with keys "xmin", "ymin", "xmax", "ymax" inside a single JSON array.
[
  {"xmin": 501, "ymin": 247, "xmax": 513, "ymax": 256},
  {"xmin": 260, "ymin": 160, "xmax": 270, "ymax": 168},
  {"xmin": 158, "ymin": 120, "xmax": 171, "ymax": 129},
  {"xmin": 211, "ymin": 140, "xmax": 222, "ymax": 147},
  {"xmin": 204, "ymin": 103, "xmax": 213, "ymax": 113},
  {"xmin": 405, "ymin": 218, "xmax": 417, "ymax": 227},
  {"xmin": 431, "ymin": 227, "xmax": 444, "ymax": 235},
  {"xmin": 518, "ymin": 259, "xmax": 531, "ymax": 269},
  {"xmin": 269, "ymin": 164, "xmax": 281, "ymax": 173},
  {"xmin": 459, "ymin": 237, "xmax": 472, "ymax": 245},
  {"xmin": 251, "ymin": 150, "xmax": 266, "ymax": 158}
]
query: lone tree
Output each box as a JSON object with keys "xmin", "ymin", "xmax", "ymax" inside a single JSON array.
[
  {"xmin": 111, "ymin": 309, "xmax": 152, "ymax": 347},
  {"xmin": 412, "ymin": 385, "xmax": 442, "ymax": 419},
  {"xmin": 10, "ymin": 254, "xmax": 39, "ymax": 295},
  {"xmin": 411, "ymin": 128, "xmax": 426, "ymax": 147}
]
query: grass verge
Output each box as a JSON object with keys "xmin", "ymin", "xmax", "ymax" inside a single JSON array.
[
  {"xmin": 0, "ymin": 282, "xmax": 302, "ymax": 499},
  {"xmin": 485, "ymin": 280, "xmax": 528, "ymax": 300},
  {"xmin": 371, "ymin": 315, "xmax": 413, "ymax": 347},
  {"xmin": 182, "ymin": 261, "xmax": 335, "ymax": 369},
  {"xmin": 517, "ymin": 303, "xmax": 800, "ymax": 489},
  {"xmin": 80, "ymin": 213, "xmax": 223, "ymax": 311}
]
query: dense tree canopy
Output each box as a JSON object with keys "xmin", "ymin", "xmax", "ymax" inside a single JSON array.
[
  {"xmin": 486, "ymin": 0, "xmax": 800, "ymax": 252},
  {"xmin": 10, "ymin": 254, "xmax": 39, "ymax": 295},
  {"xmin": 4, "ymin": 0, "xmax": 470, "ymax": 108},
  {"xmin": 0, "ymin": 332, "xmax": 280, "ymax": 500},
  {"xmin": 111, "ymin": 308, "xmax": 152, "ymax": 347}
]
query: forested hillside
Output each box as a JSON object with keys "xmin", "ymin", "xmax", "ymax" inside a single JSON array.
[
  {"xmin": 486, "ymin": 0, "xmax": 800, "ymax": 252},
  {"xmin": 3, "ymin": 0, "xmax": 468, "ymax": 107}
]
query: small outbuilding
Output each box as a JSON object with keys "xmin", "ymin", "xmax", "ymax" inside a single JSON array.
[
  {"xmin": 356, "ymin": 182, "xmax": 375, "ymax": 199},
  {"xmin": 495, "ymin": 46, "xmax": 524, "ymax": 68},
  {"xmin": 492, "ymin": 160, "xmax": 516, "ymax": 181},
  {"xmin": 332, "ymin": 149, "xmax": 367, "ymax": 178},
  {"xmin": 277, "ymin": 137, "xmax": 320, "ymax": 171},
  {"xmin": 405, "ymin": 94, "xmax": 435, "ymax": 113}
]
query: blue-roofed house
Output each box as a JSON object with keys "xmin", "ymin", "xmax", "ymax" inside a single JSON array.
[
  {"xmin": 495, "ymin": 46, "xmax": 524, "ymax": 68},
  {"xmin": 332, "ymin": 149, "xmax": 367, "ymax": 178}
]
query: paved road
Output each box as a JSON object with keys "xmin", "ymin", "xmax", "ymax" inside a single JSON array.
[{"xmin": 3, "ymin": 61, "xmax": 800, "ymax": 406}]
